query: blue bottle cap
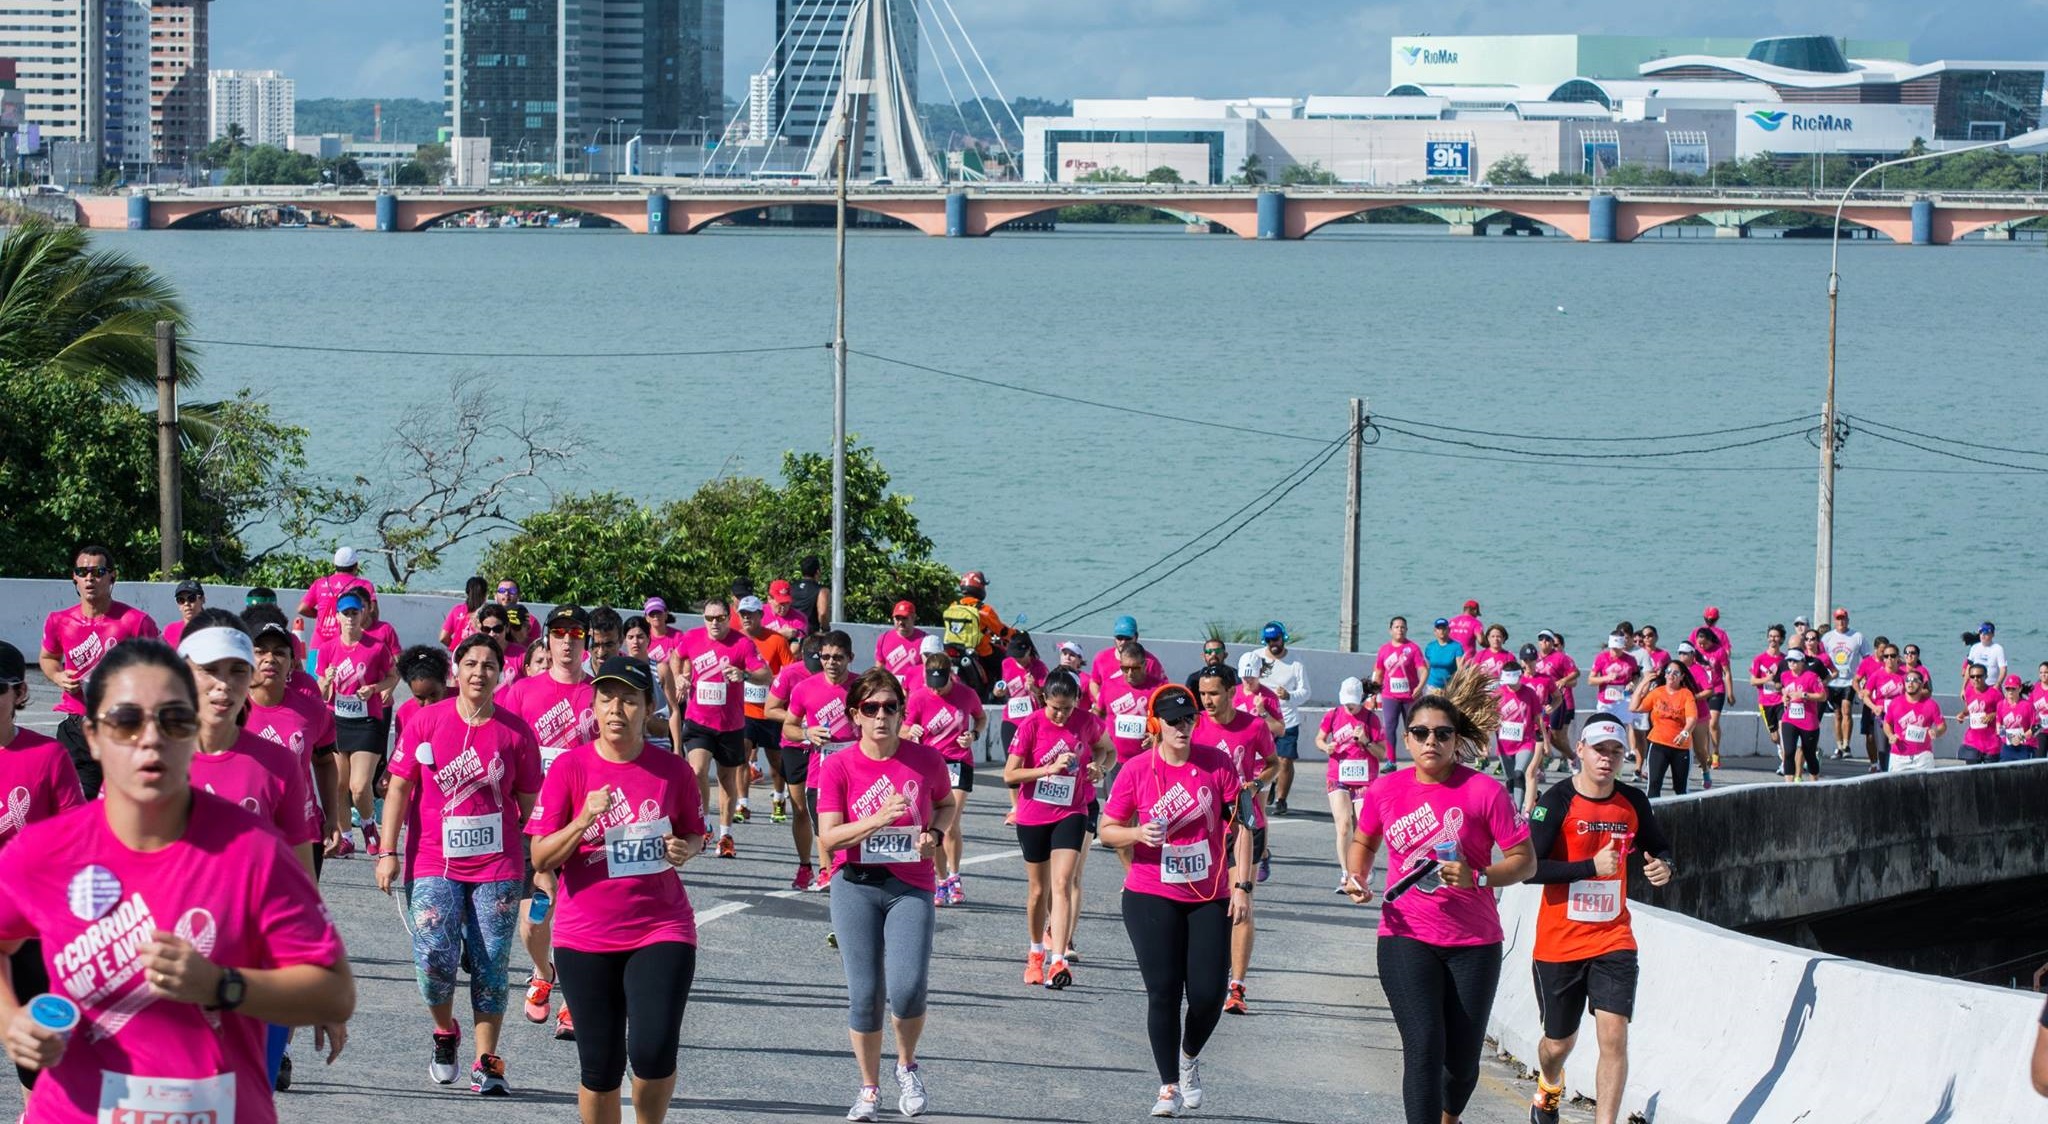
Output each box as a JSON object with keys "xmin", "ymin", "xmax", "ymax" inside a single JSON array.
[{"xmin": 28, "ymin": 994, "xmax": 79, "ymax": 1035}]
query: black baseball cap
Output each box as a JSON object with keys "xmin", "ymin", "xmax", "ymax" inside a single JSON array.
[
  {"xmin": 591, "ymin": 655, "xmax": 653, "ymax": 697},
  {"xmin": 1150, "ymin": 685, "xmax": 1199, "ymax": 726},
  {"xmin": 0, "ymin": 641, "xmax": 24, "ymax": 685},
  {"xmin": 174, "ymin": 578, "xmax": 204, "ymax": 597},
  {"xmin": 546, "ymin": 604, "xmax": 591, "ymax": 630}
]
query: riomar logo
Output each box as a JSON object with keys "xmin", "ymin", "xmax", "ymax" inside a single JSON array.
[
  {"xmin": 1400, "ymin": 46, "xmax": 1422, "ymax": 65},
  {"xmin": 1400, "ymin": 45, "xmax": 1458, "ymax": 65},
  {"xmin": 1748, "ymin": 110, "xmax": 1788, "ymax": 131}
]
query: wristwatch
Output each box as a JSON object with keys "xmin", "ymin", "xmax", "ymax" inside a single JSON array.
[
  {"xmin": 1476, "ymin": 871, "xmax": 1491, "ymax": 889},
  {"xmin": 1234, "ymin": 881, "xmax": 1255, "ymax": 894},
  {"xmin": 207, "ymin": 966, "xmax": 247, "ymax": 1012}
]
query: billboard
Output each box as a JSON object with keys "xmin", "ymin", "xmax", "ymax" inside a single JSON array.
[
  {"xmin": 1425, "ymin": 140, "xmax": 1473, "ymax": 180},
  {"xmin": 1583, "ymin": 141, "xmax": 1620, "ymax": 177},
  {"xmin": 1734, "ymin": 103, "xmax": 1933, "ymax": 156},
  {"xmin": 1054, "ymin": 142, "xmax": 1212, "ymax": 185},
  {"xmin": 1668, "ymin": 138, "xmax": 1710, "ymax": 177}
]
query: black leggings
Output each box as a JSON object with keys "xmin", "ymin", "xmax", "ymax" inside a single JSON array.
[
  {"xmin": 1121, "ymin": 890, "xmax": 1230, "ymax": 1084},
  {"xmin": 1378, "ymin": 935, "xmax": 1502, "ymax": 1124},
  {"xmin": 1781, "ymin": 725, "xmax": 1820, "ymax": 777},
  {"xmin": 554, "ymin": 942, "xmax": 697, "ymax": 1093},
  {"xmin": 11, "ymin": 940, "xmax": 46, "ymax": 1089},
  {"xmin": 1646, "ymin": 741, "xmax": 1691, "ymax": 797}
]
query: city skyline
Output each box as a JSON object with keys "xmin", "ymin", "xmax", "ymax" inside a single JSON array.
[{"xmin": 212, "ymin": 0, "xmax": 2036, "ymax": 105}]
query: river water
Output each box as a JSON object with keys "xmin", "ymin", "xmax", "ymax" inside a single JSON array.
[{"xmin": 94, "ymin": 222, "xmax": 2048, "ymax": 661}]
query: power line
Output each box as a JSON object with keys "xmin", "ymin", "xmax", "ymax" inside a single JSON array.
[
  {"xmin": 1373, "ymin": 421, "xmax": 1816, "ymax": 460},
  {"xmin": 1847, "ymin": 427, "xmax": 2048, "ymax": 473},
  {"xmin": 1372, "ymin": 412, "xmax": 1818, "ymax": 444},
  {"xmin": 1845, "ymin": 412, "xmax": 2048, "ymax": 460},
  {"xmin": 185, "ymin": 338, "xmax": 828, "ymax": 360},
  {"xmin": 1372, "ymin": 442, "xmax": 2045, "ymax": 476},
  {"xmin": 850, "ymin": 348, "xmax": 1332, "ymax": 444}
]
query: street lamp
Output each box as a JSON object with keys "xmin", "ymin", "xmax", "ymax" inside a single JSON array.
[{"xmin": 1812, "ymin": 126, "xmax": 2048, "ymax": 624}]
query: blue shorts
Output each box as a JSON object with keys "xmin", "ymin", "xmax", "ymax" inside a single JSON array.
[{"xmin": 1274, "ymin": 727, "xmax": 1300, "ymax": 760}]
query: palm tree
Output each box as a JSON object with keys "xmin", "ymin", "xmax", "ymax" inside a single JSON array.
[
  {"xmin": 1237, "ymin": 154, "xmax": 1267, "ymax": 185},
  {"xmin": 0, "ymin": 221, "xmax": 195, "ymax": 396}
]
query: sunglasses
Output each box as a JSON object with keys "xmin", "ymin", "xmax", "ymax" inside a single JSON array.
[
  {"xmin": 703, "ymin": 613, "xmax": 729, "ymax": 623},
  {"xmin": 73, "ymin": 565, "xmax": 111, "ymax": 578},
  {"xmin": 550, "ymin": 626, "xmax": 586, "ymax": 640},
  {"xmin": 856, "ymin": 700, "xmax": 901, "ymax": 717},
  {"xmin": 496, "ymin": 586, "xmax": 517, "ymax": 594},
  {"xmin": 93, "ymin": 704, "xmax": 200, "ymax": 742},
  {"xmin": 1406, "ymin": 724, "xmax": 1458, "ymax": 744},
  {"xmin": 817, "ymin": 651, "xmax": 849, "ymax": 662},
  {"xmin": 174, "ymin": 593, "xmax": 203, "ymax": 604},
  {"xmin": 1203, "ymin": 647, "xmax": 1226, "ymax": 656},
  {"xmin": 478, "ymin": 624, "xmax": 507, "ymax": 635}
]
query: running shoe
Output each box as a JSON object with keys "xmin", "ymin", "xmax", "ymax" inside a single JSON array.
[
  {"xmin": 1150, "ymin": 1084, "xmax": 1183, "ymax": 1118},
  {"xmin": 945, "ymin": 876, "xmax": 964, "ymax": 906},
  {"xmin": 471, "ymin": 1053, "xmax": 509, "ymax": 1096},
  {"xmin": 1334, "ymin": 877, "xmax": 1352, "ymax": 894},
  {"xmin": 846, "ymin": 1085, "xmax": 881, "ymax": 1122},
  {"xmin": 332, "ymin": 832, "xmax": 355, "ymax": 858},
  {"xmin": 554, "ymin": 1006, "xmax": 575, "ymax": 1041},
  {"xmin": 827, "ymin": 931, "xmax": 838, "ymax": 949},
  {"xmin": 1530, "ymin": 1077, "xmax": 1564, "ymax": 1124},
  {"xmin": 717, "ymin": 835, "xmax": 737, "ymax": 859},
  {"xmin": 522, "ymin": 976, "xmax": 552, "ymax": 1023},
  {"xmin": 895, "ymin": 1064, "xmax": 928, "ymax": 1117},
  {"xmin": 792, "ymin": 864, "xmax": 814, "ymax": 891},
  {"xmin": 1045, "ymin": 957, "xmax": 1072, "ymax": 990},
  {"xmin": 1256, "ymin": 856, "xmax": 1270, "ymax": 883},
  {"xmin": 735, "ymin": 803, "xmax": 751, "ymax": 824},
  {"xmin": 1701, "ymin": 770, "xmax": 1713, "ymax": 791},
  {"xmin": 813, "ymin": 868, "xmax": 834, "ymax": 892},
  {"xmin": 1178, "ymin": 1054, "xmax": 1203, "ymax": 1110},
  {"xmin": 1024, "ymin": 950, "xmax": 1045, "ymax": 986},
  {"xmin": 701, "ymin": 831, "xmax": 714, "ymax": 850},
  {"xmin": 933, "ymin": 888, "xmax": 948, "ymax": 908},
  {"xmin": 772, "ymin": 795, "xmax": 789, "ymax": 824},
  {"xmin": 362, "ymin": 822, "xmax": 381, "ymax": 856},
  {"xmin": 274, "ymin": 1053, "xmax": 292, "ymax": 1092},
  {"xmin": 1273, "ymin": 798, "xmax": 1290, "ymax": 816},
  {"xmin": 1223, "ymin": 982, "xmax": 1247, "ymax": 1015},
  {"xmin": 1067, "ymin": 943, "xmax": 1080, "ymax": 963},
  {"xmin": 1710, "ymin": 753, "xmax": 1721, "ymax": 769},
  {"xmin": 429, "ymin": 1027, "xmax": 461, "ymax": 1085},
  {"xmin": 749, "ymin": 764, "xmax": 765, "ymax": 784}
]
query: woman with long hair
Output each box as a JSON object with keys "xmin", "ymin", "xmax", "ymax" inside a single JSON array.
[{"xmin": 1631, "ymin": 660, "xmax": 1701, "ymax": 797}]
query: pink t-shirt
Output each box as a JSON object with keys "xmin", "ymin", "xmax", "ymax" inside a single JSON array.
[
  {"xmin": 1232, "ymin": 682, "xmax": 1282, "ymax": 726},
  {"xmin": 999, "ymin": 657, "xmax": 1048, "ymax": 722},
  {"xmin": 1374, "ymin": 641, "xmax": 1426, "ymax": 701},
  {"xmin": 1319, "ymin": 707, "xmax": 1383, "ymax": 791},
  {"xmin": 770, "ymin": 663, "xmax": 817, "ymax": 747},
  {"xmin": 1446, "ymin": 614, "xmax": 1484, "ymax": 655},
  {"xmin": 1091, "ymin": 647, "xmax": 1167, "ymax": 687},
  {"xmin": 1007, "ymin": 708, "xmax": 1104, "ymax": 826},
  {"xmin": 874, "ymin": 629, "xmax": 929, "ymax": 685},
  {"xmin": 297, "ymin": 572, "xmax": 370, "ymax": 646},
  {"xmin": 441, "ymin": 603, "xmax": 474, "ymax": 646},
  {"xmin": 1469, "ymin": 649, "xmax": 1515, "ymax": 679},
  {"xmin": 1779, "ymin": 670, "xmax": 1825, "ymax": 730},
  {"xmin": 903, "ymin": 681, "xmax": 982, "ymax": 763},
  {"xmin": 1886, "ymin": 696, "xmax": 1943, "ymax": 754},
  {"xmin": 161, "ymin": 617, "xmax": 192, "ymax": 651},
  {"xmin": 1961, "ymin": 684, "xmax": 2002, "ymax": 751},
  {"xmin": 526, "ymin": 743, "xmax": 708, "ymax": 953},
  {"xmin": 2030, "ymin": 683, "xmax": 2048, "ymax": 728},
  {"xmin": 677, "ymin": 627, "xmax": 765, "ymax": 732},
  {"xmin": 1591, "ymin": 651, "xmax": 1638, "ymax": 706},
  {"xmin": 189, "ymin": 731, "xmax": 320, "ymax": 848},
  {"xmin": 246, "ymin": 687, "xmax": 337, "ymax": 799},
  {"xmin": 646, "ymin": 629, "xmax": 686, "ymax": 670},
  {"xmin": 1900, "ymin": 663, "xmax": 1936, "ymax": 692},
  {"xmin": 1864, "ymin": 666, "xmax": 1906, "ymax": 713},
  {"xmin": 364, "ymin": 621, "xmax": 401, "ymax": 663},
  {"xmin": 1536, "ymin": 652, "xmax": 1580, "ymax": 706},
  {"xmin": 499, "ymin": 672, "xmax": 596, "ymax": 773},
  {"xmin": 788, "ymin": 673, "xmax": 857, "ymax": 781},
  {"xmin": 0, "ymin": 794, "xmax": 344, "ymax": 1124},
  {"xmin": 1996, "ymin": 697, "xmax": 2037, "ymax": 748},
  {"xmin": 1751, "ymin": 652, "xmax": 1786, "ymax": 706},
  {"xmin": 1356, "ymin": 765, "xmax": 1528, "ymax": 946},
  {"xmin": 1102, "ymin": 746, "xmax": 1241, "ymax": 904},
  {"xmin": 387, "ymin": 698, "xmax": 544, "ymax": 883},
  {"xmin": 1495, "ymin": 683, "xmax": 1544, "ymax": 753},
  {"xmin": 813, "ymin": 741, "xmax": 952, "ymax": 893},
  {"xmin": 0, "ymin": 728, "xmax": 84, "ymax": 848},
  {"xmin": 40, "ymin": 601, "xmax": 159, "ymax": 715},
  {"xmin": 313, "ymin": 635, "xmax": 395, "ymax": 721},
  {"xmin": 1098, "ymin": 673, "xmax": 1160, "ymax": 763},
  {"xmin": 1194, "ymin": 710, "xmax": 1274, "ymax": 830}
]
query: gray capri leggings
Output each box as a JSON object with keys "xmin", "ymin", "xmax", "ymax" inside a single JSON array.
[
  {"xmin": 1504, "ymin": 749, "xmax": 1535, "ymax": 804},
  {"xmin": 1380, "ymin": 697, "xmax": 1414, "ymax": 760},
  {"xmin": 829, "ymin": 872, "xmax": 936, "ymax": 1033}
]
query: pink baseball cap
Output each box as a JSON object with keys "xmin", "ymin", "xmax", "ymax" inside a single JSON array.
[{"xmin": 1703, "ymin": 606, "xmax": 1720, "ymax": 620}]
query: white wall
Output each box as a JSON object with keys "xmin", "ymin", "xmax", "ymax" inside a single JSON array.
[{"xmin": 1490, "ymin": 886, "xmax": 2048, "ymax": 1123}]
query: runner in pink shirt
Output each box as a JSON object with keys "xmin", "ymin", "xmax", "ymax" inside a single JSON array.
[
  {"xmin": 1100, "ymin": 643, "xmax": 1166, "ymax": 765},
  {"xmin": 1233, "ymin": 651, "xmax": 1287, "ymax": 739},
  {"xmin": 772, "ymin": 631, "xmax": 858, "ymax": 891},
  {"xmin": 1447, "ymin": 600, "xmax": 1485, "ymax": 656},
  {"xmin": 1996, "ymin": 675, "xmax": 2039, "ymax": 763},
  {"xmin": 378, "ymin": 631, "xmax": 542, "ymax": 1094},
  {"xmin": 1533, "ymin": 631, "xmax": 1582, "ymax": 772},
  {"xmin": 1777, "ymin": 652, "xmax": 1826, "ymax": 781},
  {"xmin": 1344, "ymin": 693, "xmax": 1535, "ymax": 1124},
  {"xmin": 1749, "ymin": 626, "xmax": 1789, "ymax": 765},
  {"xmin": 528, "ymin": 656, "xmax": 707, "ymax": 1123},
  {"xmin": 1496, "ymin": 664, "xmax": 1546, "ymax": 812},
  {"xmin": 1091, "ymin": 615, "xmax": 1167, "ymax": 686},
  {"xmin": 674, "ymin": 598, "xmax": 770, "ymax": 859},
  {"xmin": 994, "ymin": 633, "xmax": 1049, "ymax": 751},
  {"xmin": 1590, "ymin": 634, "xmax": 1639, "ymax": 725},
  {"xmin": 38, "ymin": 545, "xmax": 159, "ymax": 799},
  {"xmin": 1316, "ymin": 677, "xmax": 1382, "ymax": 886},
  {"xmin": 1374, "ymin": 617, "xmax": 1427, "ymax": 770},
  {"xmin": 0, "ymin": 640, "xmax": 353, "ymax": 1124},
  {"xmin": 903, "ymin": 639, "xmax": 987, "ymax": 905},
  {"xmin": 439, "ymin": 578, "xmax": 488, "ymax": 648},
  {"xmin": 0, "ymin": 638, "xmax": 86, "ymax": 1086},
  {"xmin": 1886, "ymin": 672, "xmax": 1946, "ymax": 771},
  {"xmin": 178, "ymin": 618, "xmax": 320, "ymax": 872},
  {"xmin": 295, "ymin": 546, "xmax": 372, "ymax": 648},
  {"xmin": 1056, "ymin": 642, "xmax": 1099, "ymax": 710},
  {"xmin": 1191, "ymin": 667, "xmax": 1276, "ymax": 1017},
  {"xmin": 1097, "ymin": 685, "xmax": 1252, "ymax": 1118},
  {"xmin": 2030, "ymin": 661, "xmax": 2048, "ymax": 759},
  {"xmin": 161, "ymin": 579, "xmax": 208, "ymax": 651},
  {"xmin": 1003, "ymin": 668, "xmax": 1112, "ymax": 989},
  {"xmin": 1469, "ymin": 624, "xmax": 1517, "ymax": 680},
  {"xmin": 312, "ymin": 588, "xmax": 397, "ymax": 853},
  {"xmin": 812, "ymin": 667, "xmax": 959, "ymax": 1122},
  {"xmin": 874, "ymin": 602, "xmax": 928, "ymax": 688},
  {"xmin": 243, "ymin": 607, "xmax": 344, "ymax": 865},
  {"xmin": 1957, "ymin": 663, "xmax": 2003, "ymax": 765},
  {"xmin": 1857, "ymin": 646, "xmax": 1907, "ymax": 763}
]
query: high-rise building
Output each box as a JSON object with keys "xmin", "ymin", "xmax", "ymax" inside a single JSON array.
[
  {"xmin": 208, "ymin": 68, "xmax": 293, "ymax": 147},
  {"xmin": 445, "ymin": 0, "xmax": 723, "ymax": 176},
  {"xmin": 0, "ymin": 1, "xmax": 212, "ymax": 176},
  {"xmin": 1, "ymin": 0, "xmax": 104, "ymax": 159},
  {"xmin": 772, "ymin": 0, "xmax": 915, "ymax": 154},
  {"xmin": 748, "ymin": 67, "xmax": 774, "ymax": 141}
]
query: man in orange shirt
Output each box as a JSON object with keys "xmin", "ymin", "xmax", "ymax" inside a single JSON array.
[
  {"xmin": 737, "ymin": 595, "xmax": 796, "ymax": 824},
  {"xmin": 1523, "ymin": 718, "xmax": 1675, "ymax": 1124}
]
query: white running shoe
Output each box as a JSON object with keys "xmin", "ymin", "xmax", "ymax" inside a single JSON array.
[
  {"xmin": 896, "ymin": 1064, "xmax": 928, "ymax": 1117},
  {"xmin": 428, "ymin": 1027, "xmax": 460, "ymax": 1085},
  {"xmin": 1150, "ymin": 1084, "xmax": 1183, "ymax": 1117},
  {"xmin": 1178, "ymin": 1054, "xmax": 1203, "ymax": 1110},
  {"xmin": 846, "ymin": 1085, "xmax": 880, "ymax": 1122}
]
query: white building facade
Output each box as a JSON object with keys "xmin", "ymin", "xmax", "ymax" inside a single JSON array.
[{"xmin": 209, "ymin": 68, "xmax": 294, "ymax": 146}]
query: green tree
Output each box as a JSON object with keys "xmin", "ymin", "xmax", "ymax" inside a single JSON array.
[
  {"xmin": 0, "ymin": 221, "xmax": 194, "ymax": 397},
  {"xmin": 225, "ymin": 145, "xmax": 323, "ymax": 186},
  {"xmin": 1279, "ymin": 160, "xmax": 1339, "ymax": 186},
  {"xmin": 1143, "ymin": 165, "xmax": 1184, "ymax": 184},
  {"xmin": 1235, "ymin": 154, "xmax": 1267, "ymax": 185},
  {"xmin": 1484, "ymin": 153, "xmax": 1538, "ymax": 185}
]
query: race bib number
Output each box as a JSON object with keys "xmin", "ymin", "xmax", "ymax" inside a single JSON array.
[
  {"xmin": 1113, "ymin": 713, "xmax": 1146, "ymax": 740},
  {"xmin": 693, "ymin": 678, "xmax": 728, "ymax": 708},
  {"xmin": 1006, "ymin": 696, "xmax": 1032, "ymax": 720},
  {"xmin": 333, "ymin": 693, "xmax": 368, "ymax": 720},
  {"xmin": 1566, "ymin": 878, "xmax": 1623, "ymax": 923},
  {"xmin": 742, "ymin": 682, "xmax": 769, "ymax": 705},
  {"xmin": 860, "ymin": 826, "xmax": 919, "ymax": 864},
  {"xmin": 818, "ymin": 740, "xmax": 852, "ymax": 761},
  {"xmin": 1160, "ymin": 840, "xmax": 1212, "ymax": 885},
  {"xmin": 1601, "ymin": 686, "xmax": 1622, "ymax": 703},
  {"xmin": 1786, "ymin": 702, "xmax": 1807, "ymax": 721},
  {"xmin": 946, "ymin": 762, "xmax": 963, "ymax": 789},
  {"xmin": 1033, "ymin": 773, "xmax": 1076, "ymax": 806},
  {"xmin": 441, "ymin": 813, "xmax": 501, "ymax": 859},
  {"xmin": 1968, "ymin": 712, "xmax": 1991, "ymax": 729},
  {"xmin": 605, "ymin": 818, "xmax": 671, "ymax": 879},
  {"xmin": 1903, "ymin": 725, "xmax": 1929, "ymax": 744},
  {"xmin": 1337, "ymin": 759, "xmax": 1373, "ymax": 785},
  {"xmin": 540, "ymin": 745, "xmax": 570, "ymax": 772},
  {"xmin": 1387, "ymin": 676, "xmax": 1411, "ymax": 696},
  {"xmin": 99, "ymin": 1070, "xmax": 236, "ymax": 1124},
  {"xmin": 1499, "ymin": 720, "xmax": 1526, "ymax": 742}
]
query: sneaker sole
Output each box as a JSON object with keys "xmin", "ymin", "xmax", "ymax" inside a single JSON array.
[
  {"xmin": 1046, "ymin": 969, "xmax": 1071, "ymax": 990},
  {"xmin": 522, "ymin": 1006, "xmax": 546, "ymax": 1023}
]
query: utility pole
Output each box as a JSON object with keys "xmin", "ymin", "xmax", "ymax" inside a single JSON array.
[
  {"xmin": 156, "ymin": 321, "xmax": 181, "ymax": 576},
  {"xmin": 1815, "ymin": 294, "xmax": 1837, "ymax": 627},
  {"xmin": 829, "ymin": 125, "xmax": 850, "ymax": 627},
  {"xmin": 1339, "ymin": 398, "xmax": 1365, "ymax": 653}
]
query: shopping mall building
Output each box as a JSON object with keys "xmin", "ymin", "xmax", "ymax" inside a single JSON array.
[{"xmin": 1022, "ymin": 34, "xmax": 2047, "ymax": 184}]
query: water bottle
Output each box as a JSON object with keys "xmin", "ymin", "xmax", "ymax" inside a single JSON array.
[
  {"xmin": 1149, "ymin": 812, "xmax": 1170, "ymax": 844},
  {"xmin": 1433, "ymin": 839, "xmax": 1461, "ymax": 865},
  {"xmin": 528, "ymin": 890, "xmax": 552, "ymax": 924}
]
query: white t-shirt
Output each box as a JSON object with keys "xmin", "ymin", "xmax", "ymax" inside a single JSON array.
[
  {"xmin": 1257, "ymin": 652, "xmax": 1309, "ymax": 731},
  {"xmin": 1820, "ymin": 629, "xmax": 1867, "ymax": 687},
  {"xmin": 1965, "ymin": 641, "xmax": 2007, "ymax": 677}
]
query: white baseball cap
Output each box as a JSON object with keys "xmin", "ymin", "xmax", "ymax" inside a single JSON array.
[
  {"xmin": 1579, "ymin": 717, "xmax": 1628, "ymax": 748},
  {"xmin": 179, "ymin": 627, "xmax": 255, "ymax": 668},
  {"xmin": 333, "ymin": 546, "xmax": 358, "ymax": 568},
  {"xmin": 1338, "ymin": 677, "xmax": 1364, "ymax": 706},
  {"xmin": 919, "ymin": 635, "xmax": 945, "ymax": 657},
  {"xmin": 1236, "ymin": 651, "xmax": 1264, "ymax": 680},
  {"xmin": 1058, "ymin": 641, "xmax": 1084, "ymax": 657}
]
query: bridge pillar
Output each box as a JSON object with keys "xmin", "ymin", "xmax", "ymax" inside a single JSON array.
[
  {"xmin": 126, "ymin": 194, "xmax": 150, "ymax": 230},
  {"xmin": 946, "ymin": 190, "xmax": 970, "ymax": 237},
  {"xmin": 1588, "ymin": 194, "xmax": 1618, "ymax": 243},
  {"xmin": 1910, "ymin": 199, "xmax": 1934, "ymax": 245},
  {"xmin": 647, "ymin": 192, "xmax": 670, "ymax": 234},
  {"xmin": 375, "ymin": 193, "xmax": 399, "ymax": 232},
  {"xmin": 1256, "ymin": 191, "xmax": 1287, "ymax": 240},
  {"xmin": 1714, "ymin": 224, "xmax": 1748, "ymax": 238}
]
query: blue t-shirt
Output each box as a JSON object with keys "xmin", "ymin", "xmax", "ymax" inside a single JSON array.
[{"xmin": 1424, "ymin": 640, "xmax": 1464, "ymax": 688}]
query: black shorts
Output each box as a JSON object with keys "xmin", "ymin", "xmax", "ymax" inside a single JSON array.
[
  {"xmin": 1533, "ymin": 950, "xmax": 1639, "ymax": 1039},
  {"xmin": 1087, "ymin": 798, "xmax": 1101, "ymax": 836},
  {"xmin": 1859, "ymin": 703, "xmax": 1876, "ymax": 735},
  {"xmin": 1761, "ymin": 703, "xmax": 1783, "ymax": 733},
  {"xmin": 1702, "ymin": 692, "xmax": 1725, "ymax": 713},
  {"xmin": 335, "ymin": 715, "xmax": 383, "ymax": 755},
  {"xmin": 1825, "ymin": 685, "xmax": 1853, "ymax": 712},
  {"xmin": 943, "ymin": 757, "xmax": 974, "ymax": 793},
  {"xmin": 681, "ymin": 721, "xmax": 747, "ymax": 768},
  {"xmin": 779, "ymin": 746, "xmax": 811, "ymax": 787},
  {"xmin": 1253, "ymin": 825, "xmax": 1268, "ymax": 861},
  {"xmin": 1547, "ymin": 699, "xmax": 1575, "ymax": 728},
  {"xmin": 1016, "ymin": 813, "xmax": 1087, "ymax": 862},
  {"xmin": 744, "ymin": 717, "xmax": 780, "ymax": 751}
]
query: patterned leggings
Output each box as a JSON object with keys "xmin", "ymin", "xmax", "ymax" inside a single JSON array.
[{"xmin": 405, "ymin": 876, "xmax": 522, "ymax": 1013}]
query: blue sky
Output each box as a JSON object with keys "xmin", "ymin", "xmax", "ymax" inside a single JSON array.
[{"xmin": 214, "ymin": 1, "xmax": 2036, "ymax": 102}]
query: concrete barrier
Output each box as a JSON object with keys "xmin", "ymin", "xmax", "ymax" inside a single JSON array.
[{"xmin": 1490, "ymin": 885, "xmax": 2048, "ymax": 1123}]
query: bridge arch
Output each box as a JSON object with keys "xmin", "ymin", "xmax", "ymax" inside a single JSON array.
[
  {"xmin": 667, "ymin": 196, "xmax": 950, "ymax": 236},
  {"xmin": 1617, "ymin": 202, "xmax": 1915, "ymax": 242},
  {"xmin": 965, "ymin": 194, "xmax": 1262, "ymax": 238},
  {"xmin": 399, "ymin": 198, "xmax": 647, "ymax": 232},
  {"xmin": 159, "ymin": 201, "xmax": 366, "ymax": 231},
  {"xmin": 1287, "ymin": 198, "xmax": 1593, "ymax": 240}
]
